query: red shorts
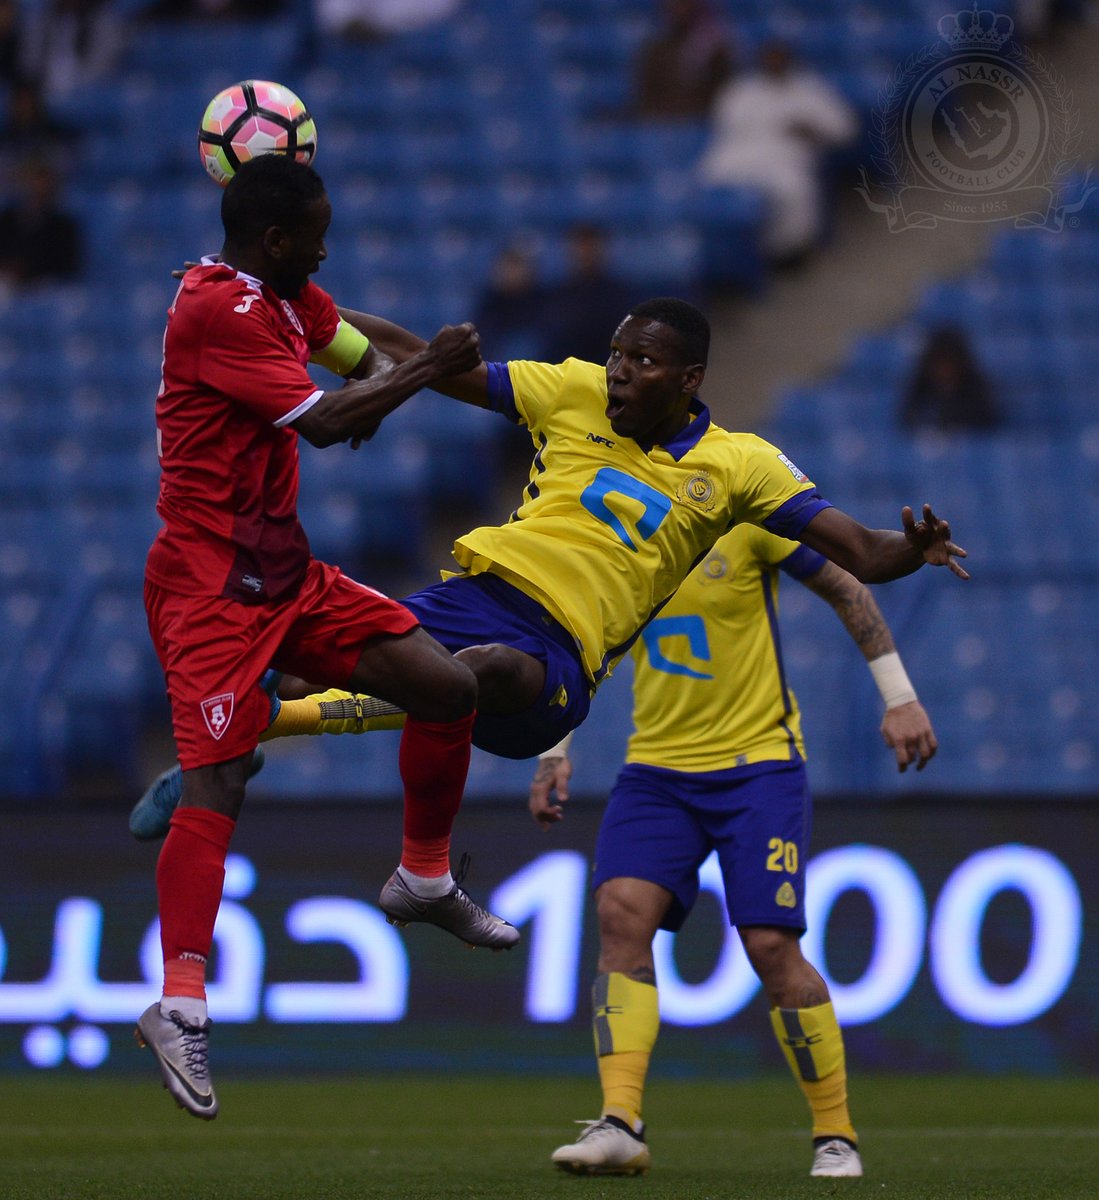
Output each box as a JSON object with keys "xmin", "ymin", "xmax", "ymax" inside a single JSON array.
[{"xmin": 145, "ymin": 558, "xmax": 418, "ymax": 769}]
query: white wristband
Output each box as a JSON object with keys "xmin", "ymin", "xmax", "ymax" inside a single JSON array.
[
  {"xmin": 868, "ymin": 652, "xmax": 918, "ymax": 710},
  {"xmin": 539, "ymin": 730, "xmax": 574, "ymax": 760}
]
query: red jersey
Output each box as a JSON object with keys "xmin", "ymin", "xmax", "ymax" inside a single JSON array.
[{"xmin": 145, "ymin": 262, "xmax": 339, "ymax": 604}]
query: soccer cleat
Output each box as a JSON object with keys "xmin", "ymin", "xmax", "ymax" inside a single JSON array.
[
  {"xmin": 129, "ymin": 746, "xmax": 265, "ymax": 842},
  {"xmin": 378, "ymin": 868, "xmax": 520, "ymax": 951},
  {"xmin": 551, "ymin": 1116, "xmax": 651, "ymax": 1176},
  {"xmin": 134, "ymin": 1003, "xmax": 218, "ymax": 1120},
  {"xmin": 811, "ymin": 1137, "xmax": 863, "ymax": 1178},
  {"xmin": 261, "ymin": 688, "xmax": 405, "ymax": 740}
]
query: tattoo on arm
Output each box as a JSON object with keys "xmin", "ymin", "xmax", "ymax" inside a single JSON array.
[
  {"xmin": 628, "ymin": 966, "xmax": 657, "ymax": 986},
  {"xmin": 804, "ymin": 561, "xmax": 896, "ymax": 660}
]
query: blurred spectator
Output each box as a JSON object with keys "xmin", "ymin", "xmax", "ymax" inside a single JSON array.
[
  {"xmin": 542, "ymin": 223, "xmax": 635, "ymax": 364},
  {"xmin": 0, "ymin": 0, "xmax": 19, "ymax": 85},
  {"xmin": 900, "ymin": 325, "xmax": 1001, "ymax": 433},
  {"xmin": 314, "ymin": 0, "xmax": 459, "ymax": 38},
  {"xmin": 633, "ymin": 0, "xmax": 736, "ymax": 120},
  {"xmin": 0, "ymin": 159, "xmax": 83, "ymax": 287},
  {"xmin": 473, "ymin": 244, "xmax": 547, "ymax": 362},
  {"xmin": 142, "ymin": 0, "xmax": 287, "ymax": 18},
  {"xmin": 697, "ymin": 40, "xmax": 857, "ymax": 266},
  {"xmin": 17, "ymin": 0, "xmax": 124, "ymax": 104},
  {"xmin": 3, "ymin": 80, "xmax": 79, "ymax": 175}
]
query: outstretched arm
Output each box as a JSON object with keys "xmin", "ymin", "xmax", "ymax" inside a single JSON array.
[
  {"xmin": 798, "ymin": 559, "xmax": 938, "ymax": 771},
  {"xmin": 292, "ymin": 322, "xmax": 482, "ymax": 447},
  {"xmin": 336, "ymin": 306, "xmax": 490, "ymax": 407},
  {"xmin": 798, "ymin": 503, "xmax": 969, "ymax": 584}
]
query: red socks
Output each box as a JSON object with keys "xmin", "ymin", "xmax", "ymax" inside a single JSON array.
[
  {"xmin": 397, "ymin": 713, "xmax": 474, "ymax": 877},
  {"xmin": 156, "ymin": 806, "xmax": 236, "ymax": 999}
]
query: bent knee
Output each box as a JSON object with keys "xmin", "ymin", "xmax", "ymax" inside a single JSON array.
[{"xmin": 416, "ymin": 656, "xmax": 478, "ymax": 723}]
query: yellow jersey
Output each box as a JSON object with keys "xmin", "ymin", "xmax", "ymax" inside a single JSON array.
[
  {"xmin": 627, "ymin": 524, "xmax": 827, "ymax": 772},
  {"xmin": 452, "ymin": 358, "xmax": 830, "ymax": 685}
]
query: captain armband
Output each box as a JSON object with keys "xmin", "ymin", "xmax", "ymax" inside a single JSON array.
[
  {"xmin": 539, "ymin": 730, "xmax": 574, "ymax": 761},
  {"xmin": 868, "ymin": 652, "xmax": 918, "ymax": 710},
  {"xmin": 310, "ymin": 319, "xmax": 371, "ymax": 376}
]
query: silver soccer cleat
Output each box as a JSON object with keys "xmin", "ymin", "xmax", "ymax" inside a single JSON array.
[
  {"xmin": 551, "ymin": 1117, "xmax": 652, "ymax": 1176},
  {"xmin": 811, "ymin": 1137, "xmax": 863, "ymax": 1177},
  {"xmin": 135, "ymin": 1003, "xmax": 218, "ymax": 1120},
  {"xmin": 378, "ymin": 868, "xmax": 519, "ymax": 951}
]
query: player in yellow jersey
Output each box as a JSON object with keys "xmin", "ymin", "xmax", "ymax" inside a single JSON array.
[
  {"xmin": 132, "ymin": 298, "xmax": 962, "ymax": 860},
  {"xmin": 531, "ymin": 523, "xmax": 936, "ymax": 1179}
]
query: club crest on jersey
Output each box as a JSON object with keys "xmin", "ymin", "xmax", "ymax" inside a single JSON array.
[
  {"xmin": 201, "ymin": 693, "xmax": 234, "ymax": 740},
  {"xmin": 280, "ymin": 300, "xmax": 304, "ymax": 335},
  {"xmin": 777, "ymin": 453, "xmax": 808, "ymax": 482},
  {"xmin": 677, "ymin": 471, "xmax": 717, "ymax": 511},
  {"xmin": 700, "ymin": 550, "xmax": 728, "ymax": 581},
  {"xmin": 776, "ymin": 881, "xmax": 797, "ymax": 908}
]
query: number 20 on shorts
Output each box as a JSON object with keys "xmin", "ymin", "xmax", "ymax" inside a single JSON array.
[{"xmin": 766, "ymin": 838, "xmax": 798, "ymax": 874}]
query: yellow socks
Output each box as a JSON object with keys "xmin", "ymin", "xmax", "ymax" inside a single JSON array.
[
  {"xmin": 261, "ymin": 688, "xmax": 407, "ymax": 741},
  {"xmin": 592, "ymin": 972, "xmax": 659, "ymax": 1131},
  {"xmin": 770, "ymin": 1001, "xmax": 857, "ymax": 1143}
]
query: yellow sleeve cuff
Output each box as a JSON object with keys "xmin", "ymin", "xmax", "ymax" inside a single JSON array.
[{"xmin": 311, "ymin": 319, "xmax": 370, "ymax": 376}]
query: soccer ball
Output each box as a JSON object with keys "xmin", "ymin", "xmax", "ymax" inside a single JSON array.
[{"xmin": 198, "ymin": 80, "xmax": 318, "ymax": 187}]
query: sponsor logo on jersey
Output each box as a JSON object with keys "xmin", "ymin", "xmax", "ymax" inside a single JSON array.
[
  {"xmin": 233, "ymin": 294, "xmax": 260, "ymax": 315},
  {"xmin": 549, "ymin": 684, "xmax": 569, "ymax": 709},
  {"xmin": 201, "ymin": 692, "xmax": 235, "ymax": 740},
  {"xmin": 587, "ymin": 432, "xmax": 615, "ymax": 447},
  {"xmin": 677, "ymin": 471, "xmax": 717, "ymax": 511},
  {"xmin": 776, "ymin": 881, "xmax": 797, "ymax": 908},
  {"xmin": 777, "ymin": 454, "xmax": 808, "ymax": 482}
]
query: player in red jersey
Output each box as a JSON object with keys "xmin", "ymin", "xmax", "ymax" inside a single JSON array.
[{"xmin": 135, "ymin": 154, "xmax": 517, "ymax": 1123}]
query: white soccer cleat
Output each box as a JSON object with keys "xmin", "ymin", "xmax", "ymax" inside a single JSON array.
[
  {"xmin": 551, "ymin": 1117, "xmax": 651, "ymax": 1176},
  {"xmin": 811, "ymin": 1137, "xmax": 863, "ymax": 1177},
  {"xmin": 134, "ymin": 1003, "xmax": 218, "ymax": 1120}
]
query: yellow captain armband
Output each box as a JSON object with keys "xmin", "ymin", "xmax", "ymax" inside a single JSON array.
[{"xmin": 311, "ymin": 319, "xmax": 371, "ymax": 376}]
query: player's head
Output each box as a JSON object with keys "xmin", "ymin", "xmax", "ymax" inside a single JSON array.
[
  {"xmin": 220, "ymin": 154, "xmax": 331, "ymax": 298},
  {"xmin": 604, "ymin": 297, "xmax": 709, "ymax": 444}
]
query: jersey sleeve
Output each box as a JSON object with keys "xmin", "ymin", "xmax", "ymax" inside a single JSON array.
[
  {"xmin": 726, "ymin": 434, "xmax": 832, "ymax": 537},
  {"xmin": 491, "ymin": 358, "xmax": 605, "ymax": 433},
  {"xmin": 197, "ymin": 294, "xmax": 322, "ymax": 426}
]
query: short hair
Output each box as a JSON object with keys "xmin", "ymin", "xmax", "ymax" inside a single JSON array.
[
  {"xmin": 628, "ymin": 297, "xmax": 710, "ymax": 366},
  {"xmin": 221, "ymin": 154, "xmax": 326, "ymax": 244}
]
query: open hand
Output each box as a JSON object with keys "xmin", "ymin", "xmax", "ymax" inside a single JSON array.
[
  {"xmin": 902, "ymin": 504, "xmax": 969, "ymax": 579},
  {"xmin": 881, "ymin": 700, "xmax": 938, "ymax": 772}
]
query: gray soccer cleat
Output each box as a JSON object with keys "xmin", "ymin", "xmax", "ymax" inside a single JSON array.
[
  {"xmin": 129, "ymin": 746, "xmax": 265, "ymax": 841},
  {"xmin": 134, "ymin": 1003, "xmax": 218, "ymax": 1120},
  {"xmin": 551, "ymin": 1117, "xmax": 651, "ymax": 1176},
  {"xmin": 378, "ymin": 868, "xmax": 520, "ymax": 951},
  {"xmin": 811, "ymin": 1137, "xmax": 863, "ymax": 1177}
]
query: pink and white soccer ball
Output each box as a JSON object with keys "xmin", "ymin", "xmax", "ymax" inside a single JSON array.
[{"xmin": 198, "ymin": 80, "xmax": 318, "ymax": 187}]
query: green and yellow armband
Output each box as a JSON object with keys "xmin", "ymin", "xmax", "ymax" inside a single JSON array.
[{"xmin": 311, "ymin": 319, "xmax": 371, "ymax": 377}]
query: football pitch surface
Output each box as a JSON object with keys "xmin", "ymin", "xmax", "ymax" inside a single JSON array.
[{"xmin": 1, "ymin": 1073, "xmax": 1094, "ymax": 1199}]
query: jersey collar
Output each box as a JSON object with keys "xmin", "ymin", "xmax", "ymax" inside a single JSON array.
[
  {"xmin": 643, "ymin": 397, "xmax": 711, "ymax": 460},
  {"xmin": 202, "ymin": 255, "xmax": 263, "ymax": 292}
]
